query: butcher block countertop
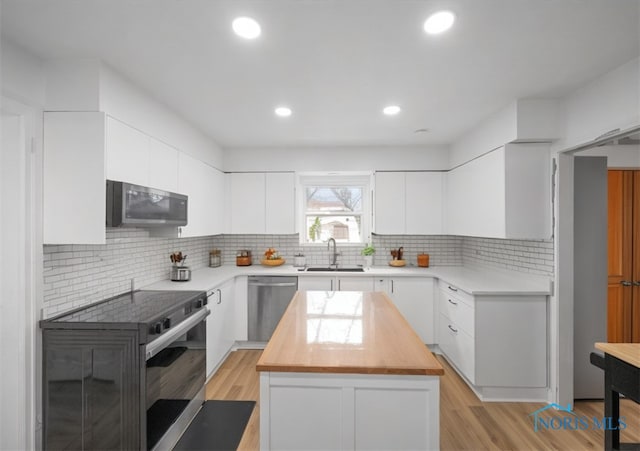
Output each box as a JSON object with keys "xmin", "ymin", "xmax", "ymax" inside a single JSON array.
[
  {"xmin": 256, "ymin": 290, "xmax": 444, "ymax": 376},
  {"xmin": 595, "ymin": 342, "xmax": 640, "ymax": 368}
]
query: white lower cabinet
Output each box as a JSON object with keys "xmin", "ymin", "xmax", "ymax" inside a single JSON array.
[
  {"xmin": 206, "ymin": 279, "xmax": 236, "ymax": 378},
  {"xmin": 297, "ymin": 276, "xmax": 374, "ymax": 292},
  {"xmin": 374, "ymin": 277, "xmax": 435, "ymax": 344},
  {"xmin": 260, "ymin": 372, "xmax": 440, "ymax": 451},
  {"xmin": 437, "ymin": 281, "xmax": 548, "ymax": 401}
]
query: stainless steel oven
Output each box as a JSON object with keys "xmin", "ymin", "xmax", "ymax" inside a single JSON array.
[
  {"xmin": 145, "ymin": 307, "xmax": 207, "ymax": 451},
  {"xmin": 41, "ymin": 290, "xmax": 209, "ymax": 451}
]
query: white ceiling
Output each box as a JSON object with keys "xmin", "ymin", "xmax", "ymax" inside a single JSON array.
[{"xmin": 1, "ymin": 0, "xmax": 639, "ymax": 149}]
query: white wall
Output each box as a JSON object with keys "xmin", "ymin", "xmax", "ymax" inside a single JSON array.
[
  {"xmin": 44, "ymin": 59, "xmax": 100, "ymax": 111},
  {"xmin": 555, "ymin": 57, "xmax": 640, "ymax": 152},
  {"xmin": 449, "ymin": 98, "xmax": 560, "ymax": 168},
  {"xmin": 1, "ymin": 39, "xmax": 46, "ymax": 106},
  {"xmin": 576, "ymin": 144, "xmax": 640, "ymax": 168},
  {"xmin": 223, "ymin": 145, "xmax": 449, "ymax": 172}
]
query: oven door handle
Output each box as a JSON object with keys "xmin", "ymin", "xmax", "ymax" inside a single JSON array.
[{"xmin": 145, "ymin": 308, "xmax": 210, "ymax": 360}]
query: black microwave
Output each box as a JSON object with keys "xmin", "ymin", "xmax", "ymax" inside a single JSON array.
[{"xmin": 106, "ymin": 180, "xmax": 188, "ymax": 227}]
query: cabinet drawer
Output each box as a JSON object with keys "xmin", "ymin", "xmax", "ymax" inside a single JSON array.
[
  {"xmin": 439, "ymin": 282, "xmax": 474, "ymax": 305},
  {"xmin": 439, "ymin": 291, "xmax": 474, "ymax": 337},
  {"xmin": 438, "ymin": 313, "xmax": 475, "ymax": 384}
]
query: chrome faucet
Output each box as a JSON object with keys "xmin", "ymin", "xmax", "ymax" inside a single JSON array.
[{"xmin": 327, "ymin": 238, "xmax": 339, "ymax": 267}]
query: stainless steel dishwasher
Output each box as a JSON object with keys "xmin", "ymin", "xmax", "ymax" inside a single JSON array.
[{"xmin": 247, "ymin": 276, "xmax": 298, "ymax": 342}]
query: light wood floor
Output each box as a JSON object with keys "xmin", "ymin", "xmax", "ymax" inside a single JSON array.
[{"xmin": 206, "ymin": 350, "xmax": 640, "ymax": 450}]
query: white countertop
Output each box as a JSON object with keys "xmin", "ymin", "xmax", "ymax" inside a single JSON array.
[{"xmin": 144, "ymin": 264, "xmax": 551, "ymax": 296}]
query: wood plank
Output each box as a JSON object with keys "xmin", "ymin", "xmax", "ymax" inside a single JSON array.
[
  {"xmin": 595, "ymin": 342, "xmax": 640, "ymax": 367},
  {"xmin": 256, "ymin": 291, "xmax": 444, "ymax": 375},
  {"xmin": 207, "ymin": 350, "xmax": 640, "ymax": 450}
]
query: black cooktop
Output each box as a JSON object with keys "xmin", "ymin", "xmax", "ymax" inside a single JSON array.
[{"xmin": 43, "ymin": 290, "xmax": 206, "ymax": 325}]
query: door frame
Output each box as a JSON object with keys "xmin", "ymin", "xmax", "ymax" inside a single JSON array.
[
  {"xmin": 0, "ymin": 96, "xmax": 43, "ymax": 449},
  {"xmin": 554, "ymin": 125, "xmax": 640, "ymax": 405}
]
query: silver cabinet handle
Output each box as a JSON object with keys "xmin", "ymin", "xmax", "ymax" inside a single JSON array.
[
  {"xmin": 448, "ymin": 299, "xmax": 458, "ymax": 306},
  {"xmin": 621, "ymin": 281, "xmax": 633, "ymax": 287},
  {"xmin": 448, "ymin": 285, "xmax": 458, "ymax": 292},
  {"xmin": 217, "ymin": 288, "xmax": 222, "ymax": 304},
  {"xmin": 448, "ymin": 325, "xmax": 458, "ymax": 333},
  {"xmin": 330, "ymin": 279, "xmax": 334, "ymax": 291},
  {"xmin": 248, "ymin": 282, "xmax": 297, "ymax": 287},
  {"xmin": 634, "ymin": 281, "xmax": 640, "ymax": 286},
  {"xmin": 338, "ymin": 279, "xmax": 341, "ymax": 291},
  {"xmin": 391, "ymin": 279, "xmax": 394, "ymax": 293}
]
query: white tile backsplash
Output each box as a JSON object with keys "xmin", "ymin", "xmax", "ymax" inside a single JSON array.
[
  {"xmin": 462, "ymin": 236, "xmax": 554, "ymax": 276},
  {"xmin": 43, "ymin": 231, "xmax": 554, "ymax": 318},
  {"xmin": 42, "ymin": 228, "xmax": 217, "ymax": 318}
]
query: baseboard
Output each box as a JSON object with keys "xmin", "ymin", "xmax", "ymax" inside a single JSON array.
[{"xmin": 439, "ymin": 353, "xmax": 550, "ymax": 402}]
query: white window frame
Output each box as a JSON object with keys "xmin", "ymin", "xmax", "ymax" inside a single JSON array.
[{"xmin": 296, "ymin": 172, "xmax": 373, "ymax": 246}]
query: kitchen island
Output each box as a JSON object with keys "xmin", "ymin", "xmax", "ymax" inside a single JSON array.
[{"xmin": 256, "ymin": 290, "xmax": 444, "ymax": 450}]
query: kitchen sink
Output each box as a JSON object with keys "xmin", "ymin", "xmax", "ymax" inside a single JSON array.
[{"xmin": 305, "ymin": 267, "xmax": 365, "ymax": 272}]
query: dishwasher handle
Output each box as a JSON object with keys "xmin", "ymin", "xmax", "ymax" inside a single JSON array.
[{"xmin": 248, "ymin": 282, "xmax": 297, "ymax": 287}]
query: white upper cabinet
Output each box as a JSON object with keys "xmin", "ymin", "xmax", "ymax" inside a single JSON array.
[
  {"xmin": 229, "ymin": 173, "xmax": 266, "ymax": 234},
  {"xmin": 228, "ymin": 172, "xmax": 295, "ymax": 234},
  {"xmin": 375, "ymin": 171, "xmax": 443, "ymax": 235},
  {"xmin": 44, "ymin": 112, "xmax": 107, "ymax": 244},
  {"xmin": 405, "ymin": 172, "xmax": 443, "ymax": 234},
  {"xmin": 445, "ymin": 143, "xmax": 551, "ymax": 239},
  {"xmin": 44, "ymin": 111, "xmax": 222, "ymax": 243},
  {"xmin": 374, "ymin": 172, "xmax": 405, "ymax": 234},
  {"xmin": 148, "ymin": 137, "xmax": 179, "ymax": 193},
  {"xmin": 105, "ymin": 117, "xmax": 149, "ymax": 186},
  {"xmin": 178, "ymin": 152, "xmax": 224, "ymax": 238},
  {"xmin": 265, "ymin": 172, "xmax": 295, "ymax": 234},
  {"xmin": 106, "ymin": 117, "xmax": 179, "ymax": 193}
]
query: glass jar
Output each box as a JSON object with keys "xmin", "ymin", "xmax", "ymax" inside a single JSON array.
[{"xmin": 209, "ymin": 249, "xmax": 222, "ymax": 268}]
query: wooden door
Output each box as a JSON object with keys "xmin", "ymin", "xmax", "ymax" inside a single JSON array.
[
  {"xmin": 633, "ymin": 171, "xmax": 640, "ymax": 342},
  {"xmin": 607, "ymin": 170, "xmax": 633, "ymax": 342}
]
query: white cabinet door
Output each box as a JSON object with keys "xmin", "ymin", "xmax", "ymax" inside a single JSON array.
[
  {"xmin": 374, "ymin": 172, "xmax": 405, "ymax": 234},
  {"xmin": 105, "ymin": 116, "xmax": 149, "ymax": 186},
  {"xmin": 229, "ymin": 173, "xmax": 266, "ymax": 234},
  {"xmin": 406, "ymin": 172, "xmax": 443, "ymax": 234},
  {"xmin": 297, "ymin": 276, "xmax": 334, "ymax": 291},
  {"xmin": 337, "ymin": 277, "xmax": 374, "ymax": 292},
  {"xmin": 206, "ymin": 280, "xmax": 236, "ymax": 378},
  {"xmin": 44, "ymin": 112, "xmax": 107, "ymax": 244},
  {"xmin": 375, "ymin": 277, "xmax": 435, "ymax": 344},
  {"xmin": 206, "ymin": 289, "xmax": 221, "ymax": 377},
  {"xmin": 208, "ymin": 166, "xmax": 225, "ymax": 235},
  {"xmin": 178, "ymin": 152, "xmax": 220, "ymax": 237},
  {"xmin": 265, "ymin": 173, "xmax": 295, "ymax": 234},
  {"xmin": 392, "ymin": 278, "xmax": 435, "ymax": 344},
  {"xmin": 445, "ymin": 144, "xmax": 550, "ymax": 239},
  {"xmin": 148, "ymin": 137, "xmax": 179, "ymax": 192}
]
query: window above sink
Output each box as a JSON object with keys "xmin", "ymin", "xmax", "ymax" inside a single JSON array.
[{"xmin": 297, "ymin": 173, "xmax": 373, "ymax": 246}]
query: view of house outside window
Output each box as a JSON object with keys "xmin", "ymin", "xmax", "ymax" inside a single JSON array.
[{"xmin": 304, "ymin": 186, "xmax": 364, "ymax": 244}]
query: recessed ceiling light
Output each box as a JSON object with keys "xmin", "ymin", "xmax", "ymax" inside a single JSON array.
[
  {"xmin": 383, "ymin": 105, "xmax": 401, "ymax": 116},
  {"xmin": 275, "ymin": 106, "xmax": 292, "ymax": 117},
  {"xmin": 423, "ymin": 10, "xmax": 455, "ymax": 35},
  {"xmin": 232, "ymin": 17, "xmax": 261, "ymax": 39}
]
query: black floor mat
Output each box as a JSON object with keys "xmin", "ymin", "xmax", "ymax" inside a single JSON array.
[
  {"xmin": 173, "ymin": 400, "xmax": 256, "ymax": 451},
  {"xmin": 148, "ymin": 399, "xmax": 190, "ymax": 450}
]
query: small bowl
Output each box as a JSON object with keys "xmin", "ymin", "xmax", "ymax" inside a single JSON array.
[
  {"xmin": 388, "ymin": 260, "xmax": 406, "ymax": 267},
  {"xmin": 261, "ymin": 258, "xmax": 285, "ymax": 266}
]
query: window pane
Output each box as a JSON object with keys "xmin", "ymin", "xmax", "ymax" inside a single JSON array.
[
  {"xmin": 306, "ymin": 187, "xmax": 362, "ymax": 213},
  {"xmin": 305, "ymin": 214, "xmax": 362, "ymax": 243}
]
